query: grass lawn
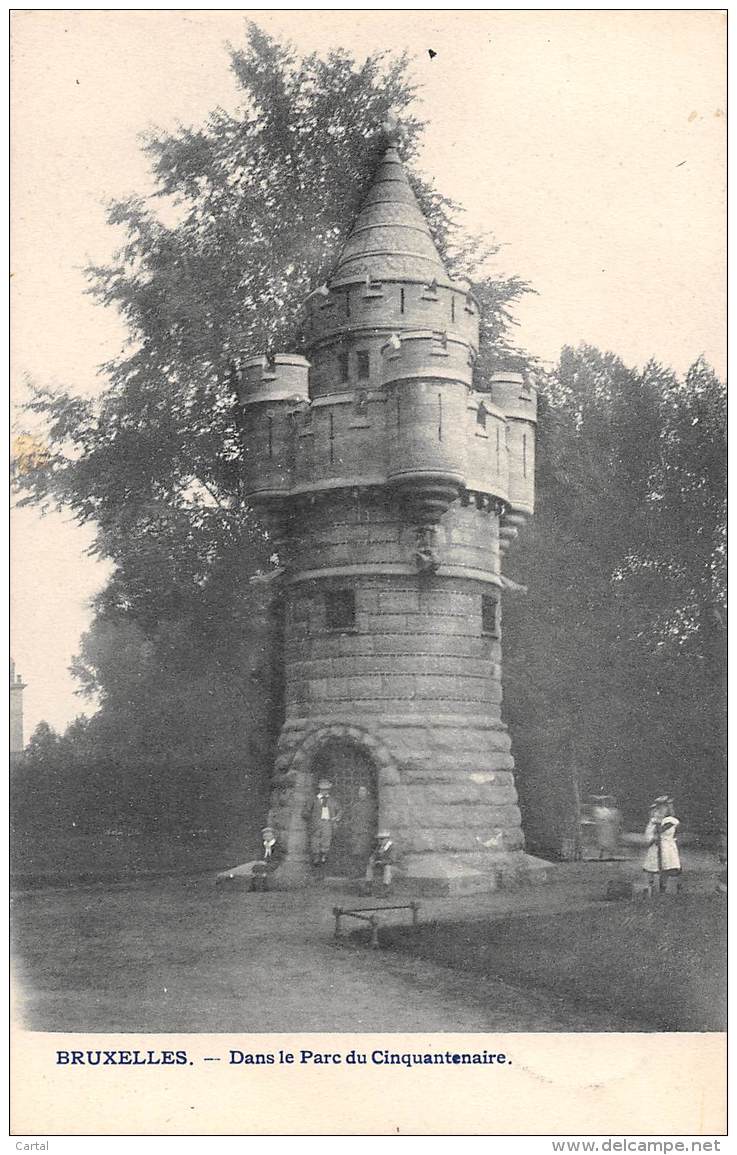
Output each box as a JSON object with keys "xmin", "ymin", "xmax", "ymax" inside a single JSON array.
[
  {"xmin": 378, "ymin": 893, "xmax": 726, "ymax": 1032},
  {"xmin": 11, "ymin": 875, "xmax": 642, "ymax": 1032}
]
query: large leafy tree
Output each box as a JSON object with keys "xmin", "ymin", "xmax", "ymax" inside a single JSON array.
[{"xmin": 14, "ymin": 25, "xmax": 532, "ymax": 847}]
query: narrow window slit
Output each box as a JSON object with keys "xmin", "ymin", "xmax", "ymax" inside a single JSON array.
[{"xmin": 481, "ymin": 595, "xmax": 499, "ymax": 637}]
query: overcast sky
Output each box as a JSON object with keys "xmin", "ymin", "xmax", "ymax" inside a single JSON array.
[{"xmin": 10, "ymin": 10, "xmax": 725, "ymax": 736}]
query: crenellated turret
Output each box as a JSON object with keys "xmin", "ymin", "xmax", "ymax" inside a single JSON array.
[
  {"xmin": 382, "ymin": 329, "xmax": 470, "ymax": 522},
  {"xmin": 488, "ymin": 371, "xmax": 537, "ymax": 553},
  {"xmin": 488, "ymin": 371, "xmax": 537, "ymax": 513},
  {"xmin": 466, "ymin": 393, "xmax": 509, "ymax": 505},
  {"xmin": 305, "ymin": 277, "xmax": 480, "ymax": 380},
  {"xmin": 236, "ymin": 354, "xmax": 310, "ymax": 503},
  {"xmin": 239, "ymin": 353, "xmax": 311, "ymax": 405}
]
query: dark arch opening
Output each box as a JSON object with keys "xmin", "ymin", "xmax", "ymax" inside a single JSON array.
[{"xmin": 309, "ymin": 740, "xmax": 378, "ymax": 874}]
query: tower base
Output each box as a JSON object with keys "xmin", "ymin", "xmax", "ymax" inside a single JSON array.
[
  {"xmin": 397, "ymin": 850, "xmax": 551, "ymax": 894},
  {"xmin": 266, "ymin": 716, "xmax": 540, "ymax": 894},
  {"xmin": 267, "ymin": 850, "xmax": 550, "ymax": 894}
]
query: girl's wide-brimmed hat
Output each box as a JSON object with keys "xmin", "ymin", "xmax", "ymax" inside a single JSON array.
[
  {"xmin": 318, "ymin": 779, "xmax": 332, "ymax": 790},
  {"xmin": 651, "ymin": 794, "xmax": 674, "ymax": 811},
  {"xmin": 261, "ymin": 826, "xmax": 275, "ymax": 836}
]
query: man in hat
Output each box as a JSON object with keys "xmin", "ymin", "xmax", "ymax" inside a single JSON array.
[
  {"xmin": 261, "ymin": 825, "xmax": 284, "ymax": 870},
  {"xmin": 261, "ymin": 825, "xmax": 277, "ymax": 862},
  {"xmin": 215, "ymin": 823, "xmax": 282, "ymax": 891},
  {"xmin": 306, "ymin": 780, "xmax": 342, "ymax": 866},
  {"xmin": 365, "ymin": 830, "xmax": 395, "ymax": 889},
  {"xmin": 249, "ymin": 824, "xmax": 283, "ymax": 892}
]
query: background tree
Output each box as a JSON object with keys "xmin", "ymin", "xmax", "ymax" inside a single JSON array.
[{"xmin": 504, "ymin": 345, "xmax": 726, "ymax": 850}]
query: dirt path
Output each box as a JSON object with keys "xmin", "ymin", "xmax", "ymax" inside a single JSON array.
[{"xmin": 12, "ymin": 874, "xmax": 643, "ymax": 1033}]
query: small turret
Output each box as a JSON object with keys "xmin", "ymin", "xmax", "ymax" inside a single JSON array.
[
  {"xmin": 237, "ymin": 354, "xmax": 310, "ymax": 406},
  {"xmin": 489, "ymin": 371, "xmax": 537, "ymax": 516},
  {"xmin": 236, "ymin": 354, "xmax": 310, "ymax": 502},
  {"xmin": 382, "ymin": 330, "xmax": 469, "ymax": 523}
]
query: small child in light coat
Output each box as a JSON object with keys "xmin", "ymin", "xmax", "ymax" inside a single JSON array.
[{"xmin": 643, "ymin": 795, "xmax": 681, "ymax": 895}]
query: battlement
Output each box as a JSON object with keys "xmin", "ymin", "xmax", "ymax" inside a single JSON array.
[
  {"xmin": 305, "ymin": 277, "xmax": 479, "ymax": 357},
  {"xmin": 239, "ymin": 363, "xmax": 532, "ymax": 516},
  {"xmin": 237, "ymin": 354, "xmax": 310, "ymax": 406},
  {"xmin": 488, "ymin": 371, "xmax": 538, "ymax": 424},
  {"xmin": 381, "ymin": 329, "xmax": 475, "ymax": 389},
  {"xmin": 465, "ymin": 393, "xmax": 510, "ymax": 504},
  {"xmin": 483, "ymin": 374, "xmax": 535, "ymax": 516}
]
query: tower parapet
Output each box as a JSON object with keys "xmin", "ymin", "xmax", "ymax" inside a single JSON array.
[
  {"xmin": 237, "ymin": 354, "xmax": 310, "ymax": 503},
  {"xmin": 305, "ymin": 277, "xmax": 480, "ymax": 374},
  {"xmin": 238, "ymin": 353, "xmax": 311, "ymax": 405},
  {"xmin": 382, "ymin": 330, "xmax": 470, "ymax": 523},
  {"xmin": 489, "ymin": 371, "xmax": 537, "ymax": 553}
]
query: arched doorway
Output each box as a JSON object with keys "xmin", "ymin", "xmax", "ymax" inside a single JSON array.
[{"xmin": 311, "ymin": 740, "xmax": 378, "ymax": 875}]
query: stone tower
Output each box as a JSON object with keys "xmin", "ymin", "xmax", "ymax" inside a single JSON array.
[
  {"xmin": 10, "ymin": 659, "xmax": 26, "ymax": 755},
  {"xmin": 236, "ymin": 133, "xmax": 538, "ymax": 891}
]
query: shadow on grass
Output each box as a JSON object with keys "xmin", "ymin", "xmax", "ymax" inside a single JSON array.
[{"xmin": 377, "ymin": 894, "xmax": 726, "ymax": 1032}]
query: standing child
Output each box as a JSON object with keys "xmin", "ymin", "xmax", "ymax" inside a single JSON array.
[
  {"xmin": 306, "ymin": 780, "xmax": 342, "ymax": 866},
  {"xmin": 365, "ymin": 831, "xmax": 394, "ymax": 890},
  {"xmin": 643, "ymin": 795, "xmax": 681, "ymax": 895}
]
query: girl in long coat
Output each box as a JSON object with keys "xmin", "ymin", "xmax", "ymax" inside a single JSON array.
[{"xmin": 643, "ymin": 796, "xmax": 681, "ymax": 895}]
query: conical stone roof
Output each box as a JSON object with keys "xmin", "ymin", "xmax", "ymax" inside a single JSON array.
[{"xmin": 329, "ymin": 146, "xmax": 452, "ymax": 288}]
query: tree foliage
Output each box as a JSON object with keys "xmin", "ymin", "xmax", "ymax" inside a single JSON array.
[{"xmin": 504, "ymin": 345, "xmax": 726, "ymax": 846}]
